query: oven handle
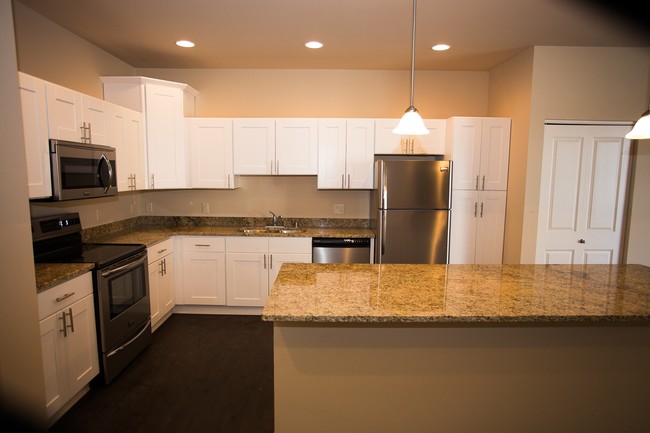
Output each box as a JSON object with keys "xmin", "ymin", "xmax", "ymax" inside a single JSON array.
[
  {"xmin": 98, "ymin": 153, "xmax": 114, "ymax": 194},
  {"xmin": 101, "ymin": 251, "xmax": 147, "ymax": 278},
  {"xmin": 106, "ymin": 318, "xmax": 151, "ymax": 359}
]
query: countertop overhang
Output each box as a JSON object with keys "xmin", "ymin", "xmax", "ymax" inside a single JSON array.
[{"xmin": 262, "ymin": 263, "xmax": 650, "ymax": 324}]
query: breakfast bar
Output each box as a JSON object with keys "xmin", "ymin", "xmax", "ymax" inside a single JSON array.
[{"xmin": 262, "ymin": 264, "xmax": 650, "ymax": 433}]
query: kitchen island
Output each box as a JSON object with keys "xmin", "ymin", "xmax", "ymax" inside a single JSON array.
[{"xmin": 262, "ymin": 264, "xmax": 650, "ymax": 433}]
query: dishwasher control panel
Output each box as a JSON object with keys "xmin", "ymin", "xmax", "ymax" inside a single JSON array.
[{"xmin": 312, "ymin": 238, "xmax": 371, "ymax": 263}]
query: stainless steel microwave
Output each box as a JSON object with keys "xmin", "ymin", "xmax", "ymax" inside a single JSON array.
[{"xmin": 48, "ymin": 139, "xmax": 117, "ymax": 201}]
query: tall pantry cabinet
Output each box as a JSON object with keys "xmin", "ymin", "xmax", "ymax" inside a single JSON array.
[{"xmin": 446, "ymin": 117, "xmax": 511, "ymax": 264}]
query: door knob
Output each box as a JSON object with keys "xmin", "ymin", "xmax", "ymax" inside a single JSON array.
[{"xmin": 578, "ymin": 239, "xmax": 586, "ymax": 244}]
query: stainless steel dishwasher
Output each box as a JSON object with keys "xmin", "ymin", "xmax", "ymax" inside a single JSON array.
[{"xmin": 312, "ymin": 237, "xmax": 371, "ymax": 263}]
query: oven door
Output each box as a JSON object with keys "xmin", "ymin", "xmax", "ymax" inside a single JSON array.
[
  {"xmin": 96, "ymin": 250, "xmax": 151, "ymax": 353},
  {"xmin": 49, "ymin": 139, "xmax": 117, "ymax": 201}
]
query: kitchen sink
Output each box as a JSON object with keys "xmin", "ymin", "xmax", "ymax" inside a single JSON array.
[{"xmin": 239, "ymin": 226, "xmax": 305, "ymax": 235}]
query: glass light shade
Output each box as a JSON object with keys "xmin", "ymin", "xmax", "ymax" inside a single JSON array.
[
  {"xmin": 392, "ymin": 107, "xmax": 430, "ymax": 135},
  {"xmin": 625, "ymin": 110, "xmax": 650, "ymax": 139}
]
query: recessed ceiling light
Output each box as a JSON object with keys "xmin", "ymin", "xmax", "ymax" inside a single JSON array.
[
  {"xmin": 176, "ymin": 40, "xmax": 195, "ymax": 48},
  {"xmin": 305, "ymin": 41, "xmax": 324, "ymax": 49},
  {"xmin": 432, "ymin": 44, "xmax": 450, "ymax": 51}
]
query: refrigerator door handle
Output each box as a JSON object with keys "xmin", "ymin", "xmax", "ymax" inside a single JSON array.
[{"xmin": 381, "ymin": 213, "xmax": 387, "ymax": 257}]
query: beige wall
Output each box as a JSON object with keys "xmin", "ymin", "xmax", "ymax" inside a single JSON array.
[
  {"xmin": 486, "ymin": 48, "xmax": 535, "ymax": 264},
  {"xmin": 520, "ymin": 46, "xmax": 650, "ymax": 263},
  {"xmin": 12, "ymin": 1, "xmax": 134, "ymax": 98},
  {"xmin": 1, "ymin": 0, "xmax": 47, "ymax": 428},
  {"xmin": 625, "ymin": 140, "xmax": 650, "ymax": 265}
]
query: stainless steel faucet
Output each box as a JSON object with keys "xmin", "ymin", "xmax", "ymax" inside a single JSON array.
[{"xmin": 269, "ymin": 211, "xmax": 283, "ymax": 226}]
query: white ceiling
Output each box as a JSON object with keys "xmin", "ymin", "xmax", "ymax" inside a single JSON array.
[{"xmin": 15, "ymin": 0, "xmax": 649, "ymax": 71}]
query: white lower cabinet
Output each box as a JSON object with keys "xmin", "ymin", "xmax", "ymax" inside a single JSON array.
[
  {"xmin": 180, "ymin": 236, "xmax": 227, "ymax": 305},
  {"xmin": 148, "ymin": 239, "xmax": 175, "ymax": 330},
  {"xmin": 38, "ymin": 273, "xmax": 99, "ymax": 420},
  {"xmin": 225, "ymin": 237, "xmax": 312, "ymax": 307},
  {"xmin": 449, "ymin": 190, "xmax": 507, "ymax": 264}
]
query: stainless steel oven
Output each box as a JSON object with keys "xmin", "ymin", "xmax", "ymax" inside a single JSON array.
[
  {"xmin": 47, "ymin": 139, "xmax": 117, "ymax": 201},
  {"xmin": 32, "ymin": 213, "xmax": 151, "ymax": 384}
]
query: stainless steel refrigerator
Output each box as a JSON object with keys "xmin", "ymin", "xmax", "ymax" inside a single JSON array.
[{"xmin": 371, "ymin": 156, "xmax": 452, "ymax": 264}]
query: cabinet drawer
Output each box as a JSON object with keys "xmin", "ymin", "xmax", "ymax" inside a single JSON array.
[
  {"xmin": 269, "ymin": 237, "xmax": 312, "ymax": 254},
  {"xmin": 38, "ymin": 272, "xmax": 93, "ymax": 320},
  {"xmin": 225, "ymin": 236, "xmax": 268, "ymax": 253},
  {"xmin": 147, "ymin": 238, "xmax": 174, "ymax": 264},
  {"xmin": 181, "ymin": 236, "xmax": 225, "ymax": 252}
]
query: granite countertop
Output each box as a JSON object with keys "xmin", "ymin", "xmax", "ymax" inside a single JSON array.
[
  {"xmin": 35, "ymin": 217, "xmax": 374, "ymax": 291},
  {"xmin": 35, "ymin": 263, "xmax": 95, "ymax": 293},
  {"xmin": 89, "ymin": 225, "xmax": 374, "ymax": 247},
  {"xmin": 262, "ymin": 263, "xmax": 650, "ymax": 324}
]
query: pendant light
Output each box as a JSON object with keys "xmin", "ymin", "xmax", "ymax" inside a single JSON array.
[
  {"xmin": 393, "ymin": 0, "xmax": 429, "ymax": 136},
  {"xmin": 625, "ymin": 102, "xmax": 650, "ymax": 139}
]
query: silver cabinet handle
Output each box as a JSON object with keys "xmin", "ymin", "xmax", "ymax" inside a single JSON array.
[
  {"xmin": 150, "ymin": 174, "xmax": 155, "ymax": 189},
  {"xmin": 227, "ymin": 174, "xmax": 231, "ymax": 189},
  {"xmin": 194, "ymin": 244, "xmax": 210, "ymax": 247},
  {"xmin": 482, "ymin": 175, "xmax": 485, "ymax": 190},
  {"xmin": 270, "ymin": 160, "xmax": 274, "ymax": 174},
  {"xmin": 59, "ymin": 311, "xmax": 68, "ymax": 337},
  {"xmin": 475, "ymin": 175, "xmax": 479, "ymax": 190},
  {"xmin": 263, "ymin": 254, "xmax": 267, "ymax": 269},
  {"xmin": 480, "ymin": 202, "xmax": 484, "ymax": 218},
  {"xmin": 270, "ymin": 254, "xmax": 273, "ymax": 269},
  {"xmin": 341, "ymin": 174, "xmax": 345, "ymax": 188},
  {"xmin": 474, "ymin": 202, "xmax": 478, "ymax": 218},
  {"xmin": 67, "ymin": 308, "xmax": 74, "ymax": 333},
  {"xmin": 276, "ymin": 160, "xmax": 279, "ymax": 175},
  {"xmin": 55, "ymin": 292, "xmax": 75, "ymax": 303},
  {"xmin": 578, "ymin": 239, "xmax": 586, "ymax": 244},
  {"xmin": 87, "ymin": 123, "xmax": 92, "ymax": 144},
  {"xmin": 158, "ymin": 248, "xmax": 168, "ymax": 254},
  {"xmin": 347, "ymin": 174, "xmax": 351, "ymax": 189}
]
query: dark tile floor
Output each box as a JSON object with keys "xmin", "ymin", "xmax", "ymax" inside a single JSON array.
[{"xmin": 48, "ymin": 314, "xmax": 274, "ymax": 433}]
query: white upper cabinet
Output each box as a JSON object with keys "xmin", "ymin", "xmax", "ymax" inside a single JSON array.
[
  {"xmin": 233, "ymin": 119, "xmax": 318, "ymax": 175},
  {"xmin": 46, "ymin": 81, "xmax": 110, "ymax": 146},
  {"xmin": 18, "ymin": 72, "xmax": 51, "ymax": 199},
  {"xmin": 186, "ymin": 118, "xmax": 239, "ymax": 189},
  {"xmin": 445, "ymin": 117, "xmax": 511, "ymax": 191},
  {"xmin": 109, "ymin": 104, "xmax": 145, "ymax": 191},
  {"xmin": 374, "ymin": 119, "xmax": 446, "ymax": 155},
  {"xmin": 102, "ymin": 76, "xmax": 198, "ymax": 190},
  {"xmin": 317, "ymin": 119, "xmax": 375, "ymax": 189}
]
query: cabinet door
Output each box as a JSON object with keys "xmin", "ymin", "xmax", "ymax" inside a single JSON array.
[
  {"xmin": 109, "ymin": 104, "xmax": 132, "ymax": 191},
  {"xmin": 233, "ymin": 119, "xmax": 275, "ymax": 174},
  {"xmin": 40, "ymin": 312, "xmax": 67, "ymax": 418},
  {"xmin": 375, "ymin": 119, "xmax": 445, "ymax": 155},
  {"xmin": 346, "ymin": 119, "xmax": 375, "ymax": 189},
  {"xmin": 317, "ymin": 119, "xmax": 347, "ymax": 189},
  {"xmin": 447, "ymin": 117, "xmax": 482, "ymax": 190},
  {"xmin": 412, "ymin": 119, "xmax": 446, "ymax": 155},
  {"xmin": 159, "ymin": 255, "xmax": 176, "ymax": 315},
  {"xmin": 18, "ymin": 72, "xmax": 52, "ymax": 199},
  {"xmin": 144, "ymin": 83, "xmax": 187, "ymax": 189},
  {"xmin": 46, "ymin": 82, "xmax": 84, "ymax": 142},
  {"xmin": 125, "ymin": 108, "xmax": 146, "ymax": 190},
  {"xmin": 268, "ymin": 253, "xmax": 312, "ymax": 288},
  {"xmin": 226, "ymin": 253, "xmax": 269, "ymax": 307},
  {"xmin": 148, "ymin": 260, "xmax": 161, "ymax": 326},
  {"xmin": 479, "ymin": 118, "xmax": 510, "ymax": 191},
  {"xmin": 64, "ymin": 294, "xmax": 100, "ymax": 397},
  {"xmin": 449, "ymin": 190, "xmax": 479, "ymax": 264},
  {"xmin": 276, "ymin": 119, "xmax": 318, "ymax": 175},
  {"xmin": 475, "ymin": 191, "xmax": 507, "ymax": 264},
  {"xmin": 81, "ymin": 95, "xmax": 110, "ymax": 145},
  {"xmin": 182, "ymin": 250, "xmax": 227, "ymax": 305},
  {"xmin": 186, "ymin": 118, "xmax": 235, "ymax": 188}
]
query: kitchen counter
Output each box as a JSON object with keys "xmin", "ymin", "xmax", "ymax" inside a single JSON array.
[
  {"xmin": 265, "ymin": 263, "xmax": 650, "ymax": 433},
  {"xmin": 35, "ymin": 263, "xmax": 95, "ymax": 292},
  {"xmin": 262, "ymin": 263, "xmax": 650, "ymax": 323}
]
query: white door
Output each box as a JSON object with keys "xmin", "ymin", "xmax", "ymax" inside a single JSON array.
[
  {"xmin": 475, "ymin": 190, "xmax": 507, "ymax": 264},
  {"xmin": 449, "ymin": 190, "xmax": 479, "ymax": 264},
  {"xmin": 81, "ymin": 95, "xmax": 110, "ymax": 145},
  {"xmin": 479, "ymin": 118, "xmax": 510, "ymax": 191},
  {"xmin": 233, "ymin": 119, "xmax": 275, "ymax": 174},
  {"xmin": 46, "ymin": 82, "xmax": 84, "ymax": 142},
  {"xmin": 535, "ymin": 124, "xmax": 631, "ymax": 264},
  {"xmin": 346, "ymin": 119, "xmax": 375, "ymax": 189},
  {"xmin": 226, "ymin": 253, "xmax": 269, "ymax": 307},
  {"xmin": 182, "ymin": 251, "xmax": 226, "ymax": 305}
]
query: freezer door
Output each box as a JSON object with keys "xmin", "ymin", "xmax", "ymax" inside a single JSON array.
[
  {"xmin": 375, "ymin": 209, "xmax": 450, "ymax": 264},
  {"xmin": 376, "ymin": 159, "xmax": 451, "ymax": 209}
]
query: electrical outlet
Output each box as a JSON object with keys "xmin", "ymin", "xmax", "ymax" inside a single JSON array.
[
  {"xmin": 334, "ymin": 204, "xmax": 345, "ymax": 215},
  {"xmin": 146, "ymin": 202, "xmax": 153, "ymax": 213},
  {"xmin": 201, "ymin": 202, "xmax": 210, "ymax": 214}
]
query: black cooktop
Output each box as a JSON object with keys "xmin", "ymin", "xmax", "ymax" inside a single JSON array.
[{"xmin": 31, "ymin": 212, "xmax": 145, "ymax": 268}]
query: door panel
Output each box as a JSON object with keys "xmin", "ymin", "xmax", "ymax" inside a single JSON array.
[{"xmin": 536, "ymin": 124, "xmax": 631, "ymax": 264}]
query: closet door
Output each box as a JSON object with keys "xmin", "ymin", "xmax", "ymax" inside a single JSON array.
[{"xmin": 535, "ymin": 124, "xmax": 631, "ymax": 264}]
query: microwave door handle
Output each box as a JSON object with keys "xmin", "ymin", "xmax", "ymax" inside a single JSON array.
[{"xmin": 98, "ymin": 154, "xmax": 113, "ymax": 193}]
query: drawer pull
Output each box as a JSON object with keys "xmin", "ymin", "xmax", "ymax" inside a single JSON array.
[
  {"xmin": 157, "ymin": 248, "xmax": 168, "ymax": 254},
  {"xmin": 55, "ymin": 292, "xmax": 75, "ymax": 303},
  {"xmin": 194, "ymin": 244, "xmax": 211, "ymax": 247}
]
